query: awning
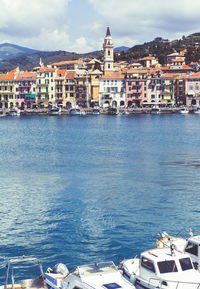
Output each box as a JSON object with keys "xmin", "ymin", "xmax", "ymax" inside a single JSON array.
[{"xmin": 25, "ymin": 94, "xmax": 36, "ymax": 98}]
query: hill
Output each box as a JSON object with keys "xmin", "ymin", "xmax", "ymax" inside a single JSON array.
[
  {"xmin": 0, "ymin": 49, "xmax": 103, "ymax": 73},
  {"xmin": 0, "ymin": 43, "xmax": 40, "ymax": 61},
  {"xmin": 115, "ymin": 33, "xmax": 200, "ymax": 65}
]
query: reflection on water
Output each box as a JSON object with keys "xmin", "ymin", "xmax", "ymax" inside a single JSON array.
[{"xmin": 0, "ymin": 115, "xmax": 200, "ymax": 281}]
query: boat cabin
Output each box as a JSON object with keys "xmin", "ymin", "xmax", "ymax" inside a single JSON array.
[
  {"xmin": 137, "ymin": 247, "xmax": 200, "ymax": 288},
  {"xmin": 45, "ymin": 261, "xmax": 135, "ymax": 289}
]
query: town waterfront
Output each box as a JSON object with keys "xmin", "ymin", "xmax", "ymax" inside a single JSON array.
[{"xmin": 0, "ymin": 114, "xmax": 200, "ymax": 281}]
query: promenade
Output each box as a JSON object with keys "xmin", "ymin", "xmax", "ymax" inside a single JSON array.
[{"xmin": 0, "ymin": 106, "xmax": 196, "ymax": 116}]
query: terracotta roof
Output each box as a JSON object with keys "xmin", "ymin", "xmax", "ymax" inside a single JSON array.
[
  {"xmin": 56, "ymin": 69, "xmax": 66, "ymax": 77},
  {"xmin": 172, "ymin": 58, "xmax": 185, "ymax": 62},
  {"xmin": 186, "ymin": 71, "xmax": 200, "ymax": 78},
  {"xmin": 0, "ymin": 68, "xmax": 17, "ymax": 80},
  {"xmin": 160, "ymin": 73, "xmax": 181, "ymax": 78},
  {"xmin": 16, "ymin": 71, "xmax": 37, "ymax": 80},
  {"xmin": 51, "ymin": 60, "xmax": 82, "ymax": 66},
  {"xmin": 66, "ymin": 72, "xmax": 76, "ymax": 79},
  {"xmin": 180, "ymin": 49, "xmax": 187, "ymax": 55},
  {"xmin": 190, "ymin": 62, "xmax": 198, "ymax": 65},
  {"xmin": 126, "ymin": 69, "xmax": 149, "ymax": 74},
  {"xmin": 39, "ymin": 67, "xmax": 56, "ymax": 72},
  {"xmin": 101, "ymin": 71, "xmax": 124, "ymax": 79}
]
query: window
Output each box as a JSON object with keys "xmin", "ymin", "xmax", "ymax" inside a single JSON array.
[
  {"xmin": 108, "ymin": 50, "xmax": 110, "ymax": 56},
  {"xmin": 179, "ymin": 258, "xmax": 193, "ymax": 271},
  {"xmin": 108, "ymin": 64, "xmax": 111, "ymax": 69},
  {"xmin": 141, "ymin": 257, "xmax": 155, "ymax": 272},
  {"xmin": 189, "ymin": 85, "xmax": 194, "ymax": 91},
  {"xmin": 185, "ymin": 242, "xmax": 198, "ymax": 256},
  {"xmin": 157, "ymin": 260, "xmax": 178, "ymax": 274},
  {"xmin": 103, "ymin": 283, "xmax": 121, "ymax": 289}
]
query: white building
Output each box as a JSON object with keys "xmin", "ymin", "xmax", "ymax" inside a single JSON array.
[{"xmin": 99, "ymin": 71, "xmax": 126, "ymax": 108}]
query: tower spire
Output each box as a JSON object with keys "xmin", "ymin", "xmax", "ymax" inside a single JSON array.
[{"xmin": 106, "ymin": 26, "xmax": 111, "ymax": 37}]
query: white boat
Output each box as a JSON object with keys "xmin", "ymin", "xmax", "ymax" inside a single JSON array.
[
  {"xmin": 121, "ymin": 246, "xmax": 200, "ymax": 289},
  {"xmin": 178, "ymin": 107, "xmax": 189, "ymax": 114},
  {"xmin": 151, "ymin": 105, "xmax": 161, "ymax": 115},
  {"xmin": 157, "ymin": 231, "xmax": 200, "ymax": 270},
  {"xmin": 80, "ymin": 109, "xmax": 87, "ymax": 115},
  {"xmin": 49, "ymin": 107, "xmax": 61, "ymax": 115},
  {"xmin": 45, "ymin": 261, "xmax": 135, "ymax": 289},
  {"xmin": 0, "ymin": 256, "xmax": 46, "ymax": 289},
  {"xmin": 93, "ymin": 108, "xmax": 100, "ymax": 115},
  {"xmin": 69, "ymin": 108, "xmax": 81, "ymax": 115},
  {"xmin": 193, "ymin": 107, "xmax": 200, "ymax": 114},
  {"xmin": 8, "ymin": 108, "xmax": 20, "ymax": 116}
]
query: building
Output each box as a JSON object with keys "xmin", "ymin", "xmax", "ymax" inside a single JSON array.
[
  {"xmin": 99, "ymin": 71, "xmax": 125, "ymax": 108},
  {"xmin": 64, "ymin": 72, "xmax": 77, "ymax": 108},
  {"xmin": 125, "ymin": 69, "xmax": 148, "ymax": 107},
  {"xmin": 36, "ymin": 67, "xmax": 56, "ymax": 108},
  {"xmin": 15, "ymin": 71, "xmax": 37, "ymax": 108},
  {"xmin": 0, "ymin": 69, "xmax": 17, "ymax": 109},
  {"xmin": 185, "ymin": 72, "xmax": 200, "ymax": 106}
]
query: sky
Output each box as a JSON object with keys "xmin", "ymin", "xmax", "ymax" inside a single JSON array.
[{"xmin": 0, "ymin": 0, "xmax": 200, "ymax": 53}]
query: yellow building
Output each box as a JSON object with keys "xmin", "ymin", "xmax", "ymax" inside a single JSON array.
[
  {"xmin": 0, "ymin": 69, "xmax": 17, "ymax": 109},
  {"xmin": 160, "ymin": 74, "xmax": 176, "ymax": 106},
  {"xmin": 64, "ymin": 72, "xmax": 77, "ymax": 108},
  {"xmin": 36, "ymin": 67, "xmax": 56, "ymax": 107}
]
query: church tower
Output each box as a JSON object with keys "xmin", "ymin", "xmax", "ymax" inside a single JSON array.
[{"xmin": 103, "ymin": 26, "xmax": 114, "ymax": 74}]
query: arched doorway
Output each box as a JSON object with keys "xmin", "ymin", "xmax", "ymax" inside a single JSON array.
[
  {"xmin": 66, "ymin": 102, "xmax": 72, "ymax": 108},
  {"xmin": 120, "ymin": 101, "xmax": 125, "ymax": 107},
  {"xmin": 192, "ymin": 99, "xmax": 196, "ymax": 106},
  {"xmin": 128, "ymin": 101, "xmax": 132, "ymax": 107},
  {"xmin": 27, "ymin": 102, "xmax": 31, "ymax": 108},
  {"xmin": 112, "ymin": 101, "xmax": 117, "ymax": 108}
]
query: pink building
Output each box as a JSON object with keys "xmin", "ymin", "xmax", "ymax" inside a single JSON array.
[
  {"xmin": 185, "ymin": 71, "xmax": 200, "ymax": 106},
  {"xmin": 125, "ymin": 69, "xmax": 148, "ymax": 107},
  {"xmin": 15, "ymin": 72, "xmax": 37, "ymax": 108}
]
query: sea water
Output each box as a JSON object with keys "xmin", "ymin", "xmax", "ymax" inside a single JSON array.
[{"xmin": 0, "ymin": 114, "xmax": 200, "ymax": 281}]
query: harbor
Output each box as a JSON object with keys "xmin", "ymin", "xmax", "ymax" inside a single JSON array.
[
  {"xmin": 0, "ymin": 115, "xmax": 199, "ymax": 284},
  {"xmin": 0, "ymin": 106, "xmax": 199, "ymax": 117}
]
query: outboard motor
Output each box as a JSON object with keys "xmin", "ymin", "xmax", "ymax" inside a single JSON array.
[{"xmin": 53, "ymin": 263, "xmax": 69, "ymax": 276}]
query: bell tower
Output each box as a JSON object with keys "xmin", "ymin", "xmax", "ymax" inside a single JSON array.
[{"xmin": 103, "ymin": 26, "xmax": 114, "ymax": 74}]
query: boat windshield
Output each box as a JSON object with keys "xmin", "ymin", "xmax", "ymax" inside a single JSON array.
[
  {"xmin": 179, "ymin": 257, "xmax": 193, "ymax": 271},
  {"xmin": 157, "ymin": 260, "xmax": 178, "ymax": 274}
]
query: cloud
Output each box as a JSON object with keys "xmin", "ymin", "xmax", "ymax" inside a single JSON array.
[
  {"xmin": 0, "ymin": 0, "xmax": 71, "ymax": 49},
  {"xmin": 89, "ymin": 0, "xmax": 200, "ymax": 44}
]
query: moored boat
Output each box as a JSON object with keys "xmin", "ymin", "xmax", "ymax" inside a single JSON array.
[
  {"xmin": 151, "ymin": 105, "xmax": 161, "ymax": 115},
  {"xmin": 8, "ymin": 108, "xmax": 21, "ymax": 116},
  {"xmin": 49, "ymin": 107, "xmax": 61, "ymax": 115},
  {"xmin": 93, "ymin": 107, "xmax": 100, "ymax": 115},
  {"xmin": 45, "ymin": 261, "xmax": 135, "ymax": 289},
  {"xmin": 121, "ymin": 246, "xmax": 200, "ymax": 288},
  {"xmin": 69, "ymin": 108, "xmax": 81, "ymax": 115},
  {"xmin": 178, "ymin": 107, "xmax": 189, "ymax": 114},
  {"xmin": 0, "ymin": 256, "xmax": 46, "ymax": 289},
  {"xmin": 193, "ymin": 107, "xmax": 200, "ymax": 114},
  {"xmin": 157, "ymin": 230, "xmax": 200, "ymax": 270}
]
